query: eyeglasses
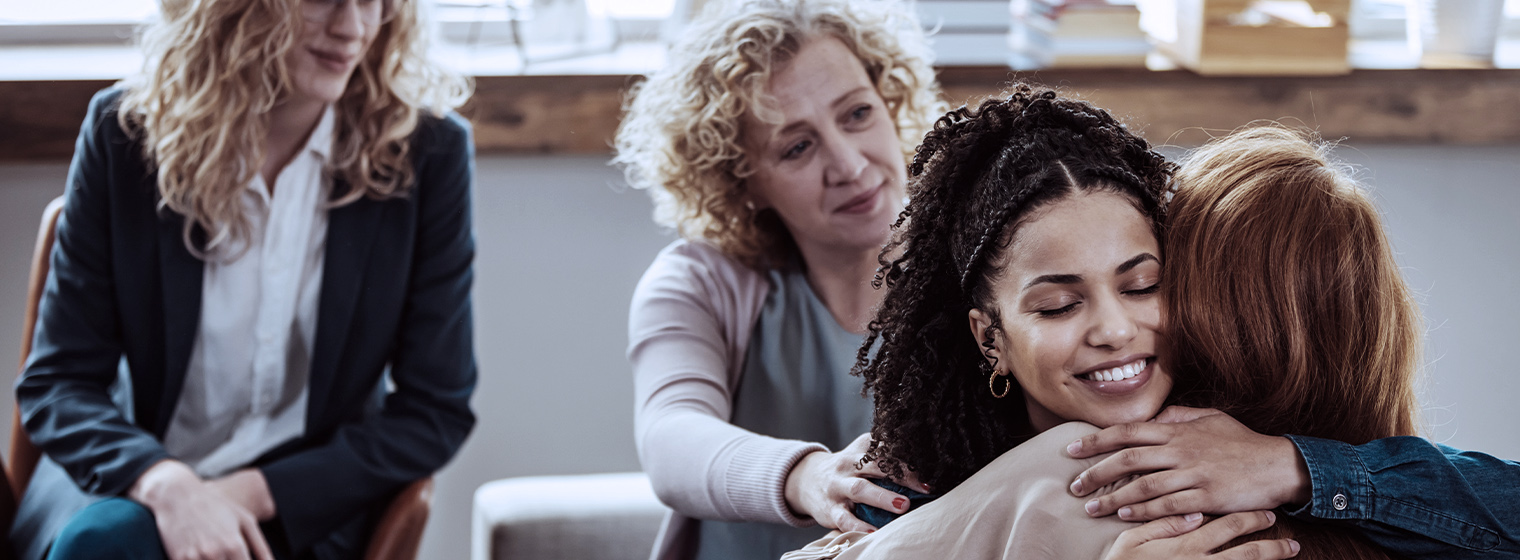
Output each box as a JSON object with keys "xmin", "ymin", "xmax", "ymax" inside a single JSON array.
[{"xmin": 300, "ymin": 0, "xmax": 398, "ymax": 25}]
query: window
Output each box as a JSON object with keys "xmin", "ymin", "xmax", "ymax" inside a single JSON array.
[
  {"xmin": 0, "ymin": 0, "xmax": 154, "ymax": 44},
  {"xmin": 3, "ymin": 0, "xmax": 1518, "ymax": 68}
]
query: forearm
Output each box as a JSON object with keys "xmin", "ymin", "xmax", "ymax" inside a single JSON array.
[
  {"xmin": 638, "ymin": 409, "xmax": 824, "ymax": 525},
  {"xmin": 23, "ymin": 88, "xmax": 175, "ymax": 498},
  {"xmin": 1286, "ymin": 435, "xmax": 1520, "ymax": 559},
  {"xmin": 18, "ymin": 378, "xmax": 174, "ymax": 496}
]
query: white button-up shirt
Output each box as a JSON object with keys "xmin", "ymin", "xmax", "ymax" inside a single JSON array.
[{"xmin": 163, "ymin": 107, "xmax": 334, "ymax": 478}]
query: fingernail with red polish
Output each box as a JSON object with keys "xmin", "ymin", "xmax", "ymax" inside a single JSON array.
[
  {"xmin": 1067, "ymin": 440, "xmax": 1083, "ymax": 455},
  {"xmin": 1084, "ymin": 500, "xmax": 1099, "ymax": 515},
  {"xmin": 1118, "ymin": 506, "xmax": 1133, "ymax": 519},
  {"xmin": 892, "ymin": 497, "xmax": 907, "ymax": 512}
]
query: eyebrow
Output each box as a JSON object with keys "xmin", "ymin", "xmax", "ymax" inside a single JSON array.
[
  {"xmin": 1115, "ymin": 253, "xmax": 1159, "ymax": 275},
  {"xmin": 1021, "ymin": 253, "xmax": 1160, "ymax": 290},
  {"xmin": 774, "ymin": 86, "xmax": 874, "ymax": 138}
]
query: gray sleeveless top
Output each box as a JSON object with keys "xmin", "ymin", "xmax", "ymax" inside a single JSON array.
[{"xmin": 694, "ymin": 267, "xmax": 874, "ymax": 560}]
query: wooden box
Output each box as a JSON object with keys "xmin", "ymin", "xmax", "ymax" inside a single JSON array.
[{"xmin": 1151, "ymin": 0, "xmax": 1352, "ymax": 75}]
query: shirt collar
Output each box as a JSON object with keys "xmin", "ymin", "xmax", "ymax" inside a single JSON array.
[{"xmin": 246, "ymin": 105, "xmax": 337, "ymax": 198}]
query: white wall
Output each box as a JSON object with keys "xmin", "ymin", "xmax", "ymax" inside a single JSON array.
[{"xmin": 0, "ymin": 145, "xmax": 1516, "ymax": 560}]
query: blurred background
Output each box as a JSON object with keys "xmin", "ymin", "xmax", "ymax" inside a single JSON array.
[{"xmin": 2, "ymin": 1, "xmax": 1519, "ymax": 558}]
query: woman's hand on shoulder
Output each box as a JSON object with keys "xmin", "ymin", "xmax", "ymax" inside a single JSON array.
[
  {"xmin": 1066, "ymin": 406, "xmax": 1312, "ymax": 521},
  {"xmin": 1105, "ymin": 511, "xmax": 1299, "ymax": 560},
  {"xmin": 783, "ymin": 433, "xmax": 928, "ymax": 532}
]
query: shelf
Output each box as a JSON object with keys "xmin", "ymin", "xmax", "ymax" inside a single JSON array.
[{"xmin": 4, "ymin": 40, "xmax": 1520, "ymax": 162}]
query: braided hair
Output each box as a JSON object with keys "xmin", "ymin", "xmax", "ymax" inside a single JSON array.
[{"xmin": 857, "ymin": 84, "xmax": 1175, "ymax": 490}]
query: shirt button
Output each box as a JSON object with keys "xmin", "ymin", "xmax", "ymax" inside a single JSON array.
[{"xmin": 1332, "ymin": 493, "xmax": 1348, "ymax": 511}]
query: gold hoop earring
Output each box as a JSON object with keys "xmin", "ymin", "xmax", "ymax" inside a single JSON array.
[{"xmin": 989, "ymin": 371, "xmax": 1010, "ymax": 399}]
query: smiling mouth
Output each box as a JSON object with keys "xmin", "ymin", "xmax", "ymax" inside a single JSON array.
[
  {"xmin": 309, "ymin": 48, "xmax": 354, "ymax": 69},
  {"xmin": 1077, "ymin": 357, "xmax": 1150, "ymax": 382},
  {"xmin": 836, "ymin": 183, "xmax": 883, "ymax": 214}
]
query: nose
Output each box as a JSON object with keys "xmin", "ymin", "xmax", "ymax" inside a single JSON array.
[
  {"xmin": 1085, "ymin": 295, "xmax": 1138, "ymax": 350},
  {"xmin": 327, "ymin": 0, "xmax": 365, "ymax": 39},
  {"xmin": 820, "ymin": 128, "xmax": 868, "ymax": 187}
]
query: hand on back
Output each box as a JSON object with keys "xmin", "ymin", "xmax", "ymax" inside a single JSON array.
[
  {"xmin": 1067, "ymin": 406, "xmax": 1312, "ymax": 521},
  {"xmin": 783, "ymin": 432, "xmax": 930, "ymax": 533}
]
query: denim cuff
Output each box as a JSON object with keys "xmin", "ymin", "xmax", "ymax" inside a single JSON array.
[{"xmin": 1285, "ymin": 434, "xmax": 1373, "ymax": 521}]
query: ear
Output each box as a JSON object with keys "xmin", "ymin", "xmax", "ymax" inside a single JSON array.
[{"xmin": 968, "ymin": 308, "xmax": 999, "ymax": 364}]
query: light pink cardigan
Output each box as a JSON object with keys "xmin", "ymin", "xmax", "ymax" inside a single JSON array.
[{"xmin": 628, "ymin": 240, "xmax": 830, "ymax": 560}]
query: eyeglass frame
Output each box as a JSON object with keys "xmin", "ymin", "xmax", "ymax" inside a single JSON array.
[{"xmin": 299, "ymin": 0, "xmax": 399, "ymax": 25}]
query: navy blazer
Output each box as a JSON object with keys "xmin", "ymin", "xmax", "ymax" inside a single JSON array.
[{"xmin": 16, "ymin": 88, "xmax": 478, "ymax": 557}]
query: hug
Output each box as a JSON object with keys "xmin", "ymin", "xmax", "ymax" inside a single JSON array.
[
  {"xmin": 9, "ymin": 0, "xmax": 1518, "ymax": 559},
  {"xmin": 617, "ymin": 1, "xmax": 1519, "ymax": 560}
]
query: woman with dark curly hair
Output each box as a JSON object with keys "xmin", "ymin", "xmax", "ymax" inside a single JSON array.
[
  {"xmin": 783, "ymin": 86, "xmax": 1309, "ymax": 560},
  {"xmin": 858, "ymin": 84, "xmax": 1175, "ymax": 497},
  {"xmin": 787, "ymin": 86, "xmax": 1461, "ymax": 560},
  {"xmin": 614, "ymin": 1, "xmax": 945, "ymax": 559}
]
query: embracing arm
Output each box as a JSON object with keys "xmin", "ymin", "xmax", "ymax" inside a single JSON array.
[
  {"xmin": 1068, "ymin": 407, "xmax": 1520, "ymax": 560},
  {"xmin": 257, "ymin": 113, "xmax": 479, "ymax": 552},
  {"xmin": 1280, "ymin": 434, "xmax": 1520, "ymax": 559}
]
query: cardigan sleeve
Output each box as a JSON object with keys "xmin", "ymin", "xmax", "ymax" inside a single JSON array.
[{"xmin": 629, "ymin": 241, "xmax": 826, "ymax": 526}]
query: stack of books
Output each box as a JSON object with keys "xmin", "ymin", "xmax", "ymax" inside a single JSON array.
[
  {"xmin": 1009, "ymin": 0, "xmax": 1151, "ymax": 69},
  {"xmin": 1142, "ymin": 0, "xmax": 1352, "ymax": 75}
]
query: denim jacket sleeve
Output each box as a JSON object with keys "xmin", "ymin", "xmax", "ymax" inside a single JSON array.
[{"xmin": 1283, "ymin": 434, "xmax": 1520, "ymax": 559}]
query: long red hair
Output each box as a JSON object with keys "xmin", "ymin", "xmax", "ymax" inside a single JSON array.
[{"xmin": 1165, "ymin": 126, "xmax": 1421, "ymax": 559}]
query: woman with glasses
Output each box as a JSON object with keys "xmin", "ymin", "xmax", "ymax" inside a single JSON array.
[{"xmin": 14, "ymin": 0, "xmax": 476, "ymax": 559}]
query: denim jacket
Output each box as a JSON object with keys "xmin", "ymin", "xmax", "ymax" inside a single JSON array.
[{"xmin": 1285, "ymin": 435, "xmax": 1520, "ymax": 559}]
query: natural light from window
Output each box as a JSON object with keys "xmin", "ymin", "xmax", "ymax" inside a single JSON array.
[
  {"xmin": 0, "ymin": 0, "xmax": 676, "ymax": 24},
  {"xmin": 0, "ymin": 0, "xmax": 156, "ymax": 24}
]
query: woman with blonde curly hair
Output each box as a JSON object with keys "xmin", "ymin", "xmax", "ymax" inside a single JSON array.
[
  {"xmin": 15, "ymin": 0, "xmax": 477, "ymax": 559},
  {"xmin": 614, "ymin": 0, "xmax": 944, "ymax": 558}
]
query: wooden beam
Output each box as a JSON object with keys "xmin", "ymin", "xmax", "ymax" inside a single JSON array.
[
  {"xmin": 6, "ymin": 68, "xmax": 1520, "ymax": 163},
  {"xmin": 935, "ymin": 67, "xmax": 1520, "ymax": 146},
  {"xmin": 0, "ymin": 80, "xmax": 114, "ymax": 162}
]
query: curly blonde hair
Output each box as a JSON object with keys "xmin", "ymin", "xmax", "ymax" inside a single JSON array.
[
  {"xmin": 119, "ymin": 0, "xmax": 471, "ymax": 258},
  {"xmin": 613, "ymin": 0, "xmax": 945, "ymax": 269}
]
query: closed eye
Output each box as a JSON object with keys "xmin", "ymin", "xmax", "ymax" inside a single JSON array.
[
  {"xmin": 1124, "ymin": 284, "xmax": 1160, "ymax": 296},
  {"xmin": 1037, "ymin": 302, "xmax": 1080, "ymax": 318}
]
